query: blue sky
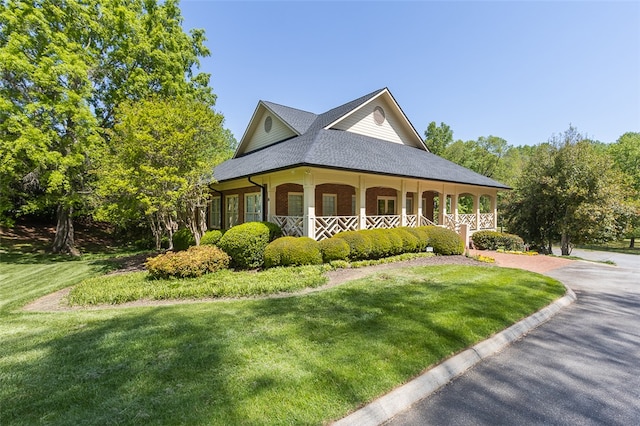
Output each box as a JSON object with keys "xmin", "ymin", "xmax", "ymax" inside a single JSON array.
[{"xmin": 179, "ymin": 1, "xmax": 640, "ymax": 147}]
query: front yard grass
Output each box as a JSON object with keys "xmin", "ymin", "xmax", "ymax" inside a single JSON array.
[
  {"xmin": 575, "ymin": 239, "xmax": 640, "ymax": 255},
  {"xmin": 0, "ymin": 254, "xmax": 565, "ymax": 425}
]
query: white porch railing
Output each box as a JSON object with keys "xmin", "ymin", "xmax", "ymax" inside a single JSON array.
[
  {"xmin": 366, "ymin": 215, "xmax": 400, "ymax": 230},
  {"xmin": 458, "ymin": 214, "xmax": 477, "ymax": 230},
  {"xmin": 315, "ymin": 216, "xmax": 359, "ymax": 240},
  {"xmin": 444, "ymin": 214, "xmax": 459, "ymax": 233},
  {"xmin": 272, "ymin": 215, "xmax": 303, "ymax": 237},
  {"xmin": 479, "ymin": 213, "xmax": 495, "ymax": 229},
  {"xmin": 405, "ymin": 214, "xmax": 417, "ymax": 227},
  {"xmin": 420, "ymin": 215, "xmax": 437, "ymax": 226}
]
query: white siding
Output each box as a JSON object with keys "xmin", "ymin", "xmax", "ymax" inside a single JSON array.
[
  {"xmin": 244, "ymin": 110, "xmax": 296, "ymax": 153},
  {"xmin": 331, "ymin": 99, "xmax": 420, "ymax": 147}
]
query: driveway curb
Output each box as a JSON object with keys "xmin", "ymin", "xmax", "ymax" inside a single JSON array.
[{"xmin": 333, "ymin": 286, "xmax": 577, "ymax": 426}]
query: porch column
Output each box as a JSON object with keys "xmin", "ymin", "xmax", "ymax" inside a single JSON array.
[
  {"xmin": 400, "ymin": 180, "xmax": 407, "ymax": 227},
  {"xmin": 267, "ymin": 183, "xmax": 276, "ymax": 222},
  {"xmin": 473, "ymin": 193, "xmax": 480, "ymax": 231},
  {"xmin": 358, "ymin": 175, "xmax": 366, "ymax": 230},
  {"xmin": 491, "ymin": 193, "xmax": 498, "ymax": 230},
  {"xmin": 417, "ymin": 183, "xmax": 423, "ymax": 225},
  {"xmin": 452, "ymin": 193, "xmax": 459, "ymax": 223},
  {"xmin": 439, "ymin": 192, "xmax": 447, "ymax": 226},
  {"xmin": 303, "ymin": 172, "xmax": 316, "ymax": 239}
]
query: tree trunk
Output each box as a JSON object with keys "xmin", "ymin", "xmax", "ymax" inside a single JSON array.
[
  {"xmin": 560, "ymin": 232, "xmax": 571, "ymax": 256},
  {"xmin": 52, "ymin": 205, "xmax": 80, "ymax": 256},
  {"xmin": 630, "ymin": 237, "xmax": 635, "ymax": 248}
]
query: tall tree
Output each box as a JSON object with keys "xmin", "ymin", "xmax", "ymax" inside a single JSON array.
[
  {"xmin": 608, "ymin": 132, "xmax": 640, "ymax": 247},
  {"xmin": 504, "ymin": 127, "xmax": 631, "ymax": 255},
  {"xmin": 424, "ymin": 121, "xmax": 453, "ymax": 155},
  {"xmin": 96, "ymin": 97, "xmax": 231, "ymax": 250},
  {"xmin": 0, "ymin": 0, "xmax": 215, "ymax": 254}
]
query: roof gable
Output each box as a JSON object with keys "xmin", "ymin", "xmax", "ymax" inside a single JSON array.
[{"xmin": 328, "ymin": 90, "xmax": 425, "ymax": 149}]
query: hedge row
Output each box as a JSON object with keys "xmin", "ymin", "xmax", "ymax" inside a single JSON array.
[
  {"xmin": 471, "ymin": 230, "xmax": 525, "ymax": 251},
  {"xmin": 263, "ymin": 225, "xmax": 464, "ymax": 267}
]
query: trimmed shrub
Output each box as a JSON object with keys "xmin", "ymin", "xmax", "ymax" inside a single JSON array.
[
  {"xmin": 218, "ymin": 222, "xmax": 272, "ymax": 269},
  {"xmin": 471, "ymin": 231, "xmax": 525, "ymax": 252},
  {"xmin": 318, "ymin": 238, "xmax": 350, "ymax": 262},
  {"xmin": 385, "ymin": 229, "xmax": 405, "ymax": 256},
  {"xmin": 263, "ymin": 236, "xmax": 322, "ymax": 268},
  {"xmin": 261, "ymin": 221, "xmax": 283, "ymax": 241},
  {"xmin": 172, "ymin": 228, "xmax": 195, "ymax": 251},
  {"xmin": 200, "ymin": 229, "xmax": 223, "ymax": 246},
  {"xmin": 471, "ymin": 230, "xmax": 502, "ymax": 250},
  {"xmin": 422, "ymin": 226, "xmax": 464, "ymax": 255},
  {"xmin": 500, "ymin": 233, "xmax": 525, "ymax": 251},
  {"xmin": 146, "ymin": 245, "xmax": 230, "ymax": 279},
  {"xmin": 406, "ymin": 227, "xmax": 431, "ymax": 251},
  {"xmin": 365, "ymin": 229, "xmax": 393, "ymax": 259},
  {"xmin": 334, "ymin": 230, "xmax": 373, "ymax": 261},
  {"xmin": 392, "ymin": 228, "xmax": 420, "ymax": 253}
]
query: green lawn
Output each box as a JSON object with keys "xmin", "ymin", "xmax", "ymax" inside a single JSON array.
[
  {"xmin": 575, "ymin": 239, "xmax": 640, "ymax": 255},
  {"xmin": 0, "ymin": 254, "xmax": 565, "ymax": 425}
]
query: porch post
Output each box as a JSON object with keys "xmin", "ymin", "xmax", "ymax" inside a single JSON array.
[
  {"xmin": 491, "ymin": 192, "xmax": 498, "ymax": 230},
  {"xmin": 267, "ymin": 181, "xmax": 276, "ymax": 222},
  {"xmin": 303, "ymin": 171, "xmax": 316, "ymax": 239},
  {"xmin": 400, "ymin": 180, "xmax": 407, "ymax": 227},
  {"xmin": 473, "ymin": 193, "xmax": 480, "ymax": 231},
  {"xmin": 439, "ymin": 192, "xmax": 447, "ymax": 226},
  {"xmin": 358, "ymin": 175, "xmax": 366, "ymax": 230},
  {"xmin": 417, "ymin": 183, "xmax": 423, "ymax": 225},
  {"xmin": 452, "ymin": 193, "xmax": 459, "ymax": 224}
]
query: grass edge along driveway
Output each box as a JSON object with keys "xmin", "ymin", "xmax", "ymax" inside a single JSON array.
[{"xmin": 0, "ymin": 259, "xmax": 565, "ymax": 425}]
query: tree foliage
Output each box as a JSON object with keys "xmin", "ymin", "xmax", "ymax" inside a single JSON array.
[
  {"xmin": 96, "ymin": 97, "xmax": 231, "ymax": 250},
  {"xmin": 503, "ymin": 127, "xmax": 631, "ymax": 255},
  {"xmin": 0, "ymin": 0, "xmax": 218, "ymax": 254},
  {"xmin": 424, "ymin": 121, "xmax": 453, "ymax": 155},
  {"xmin": 608, "ymin": 132, "xmax": 640, "ymax": 247}
]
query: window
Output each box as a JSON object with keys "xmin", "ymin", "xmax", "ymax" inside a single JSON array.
[
  {"xmin": 288, "ymin": 193, "xmax": 303, "ymax": 216},
  {"xmin": 406, "ymin": 197, "xmax": 413, "ymax": 215},
  {"xmin": 322, "ymin": 194, "xmax": 337, "ymax": 216},
  {"xmin": 377, "ymin": 197, "xmax": 396, "ymax": 215},
  {"xmin": 245, "ymin": 193, "xmax": 262, "ymax": 222},
  {"xmin": 226, "ymin": 195, "xmax": 239, "ymax": 228},
  {"xmin": 209, "ymin": 196, "xmax": 221, "ymax": 229}
]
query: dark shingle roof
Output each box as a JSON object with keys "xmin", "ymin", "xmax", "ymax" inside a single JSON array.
[{"xmin": 216, "ymin": 89, "xmax": 510, "ymax": 190}]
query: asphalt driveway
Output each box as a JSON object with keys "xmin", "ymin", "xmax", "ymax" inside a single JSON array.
[{"xmin": 385, "ymin": 252, "xmax": 640, "ymax": 425}]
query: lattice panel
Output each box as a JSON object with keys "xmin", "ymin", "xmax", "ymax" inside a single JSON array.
[
  {"xmin": 366, "ymin": 215, "xmax": 400, "ymax": 230},
  {"xmin": 420, "ymin": 216, "xmax": 437, "ymax": 226},
  {"xmin": 405, "ymin": 215, "xmax": 417, "ymax": 227},
  {"xmin": 458, "ymin": 214, "xmax": 477, "ymax": 230},
  {"xmin": 314, "ymin": 216, "xmax": 359, "ymax": 240},
  {"xmin": 272, "ymin": 215, "xmax": 303, "ymax": 237},
  {"xmin": 444, "ymin": 215, "xmax": 459, "ymax": 232},
  {"xmin": 479, "ymin": 213, "xmax": 495, "ymax": 229}
]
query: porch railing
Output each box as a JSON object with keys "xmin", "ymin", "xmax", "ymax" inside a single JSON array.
[
  {"xmin": 366, "ymin": 215, "xmax": 400, "ymax": 230},
  {"xmin": 479, "ymin": 213, "xmax": 495, "ymax": 229},
  {"xmin": 271, "ymin": 215, "xmax": 303, "ymax": 237},
  {"xmin": 315, "ymin": 216, "xmax": 359, "ymax": 240},
  {"xmin": 405, "ymin": 214, "xmax": 417, "ymax": 227},
  {"xmin": 457, "ymin": 214, "xmax": 477, "ymax": 229},
  {"xmin": 420, "ymin": 215, "xmax": 437, "ymax": 226}
]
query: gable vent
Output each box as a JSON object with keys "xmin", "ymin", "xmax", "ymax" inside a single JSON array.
[{"xmin": 373, "ymin": 106, "xmax": 386, "ymax": 125}]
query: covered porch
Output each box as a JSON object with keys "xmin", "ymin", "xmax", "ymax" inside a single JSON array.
[{"xmin": 209, "ymin": 167, "xmax": 499, "ymax": 241}]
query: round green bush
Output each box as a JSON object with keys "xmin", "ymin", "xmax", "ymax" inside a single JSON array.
[
  {"xmin": 471, "ymin": 230, "xmax": 502, "ymax": 250},
  {"xmin": 172, "ymin": 228, "xmax": 195, "ymax": 251},
  {"xmin": 318, "ymin": 238, "xmax": 350, "ymax": 262},
  {"xmin": 405, "ymin": 227, "xmax": 430, "ymax": 251},
  {"xmin": 500, "ymin": 233, "xmax": 525, "ymax": 251},
  {"xmin": 334, "ymin": 230, "xmax": 373, "ymax": 260},
  {"xmin": 263, "ymin": 236, "xmax": 322, "ymax": 268},
  {"xmin": 261, "ymin": 221, "xmax": 283, "ymax": 241},
  {"xmin": 146, "ymin": 245, "xmax": 230, "ymax": 279},
  {"xmin": 200, "ymin": 229, "xmax": 223, "ymax": 246},
  {"xmin": 422, "ymin": 226, "xmax": 464, "ymax": 255},
  {"xmin": 218, "ymin": 222, "xmax": 272, "ymax": 269},
  {"xmin": 392, "ymin": 228, "xmax": 420, "ymax": 253},
  {"xmin": 365, "ymin": 229, "xmax": 393, "ymax": 259},
  {"xmin": 385, "ymin": 229, "xmax": 405, "ymax": 255}
]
